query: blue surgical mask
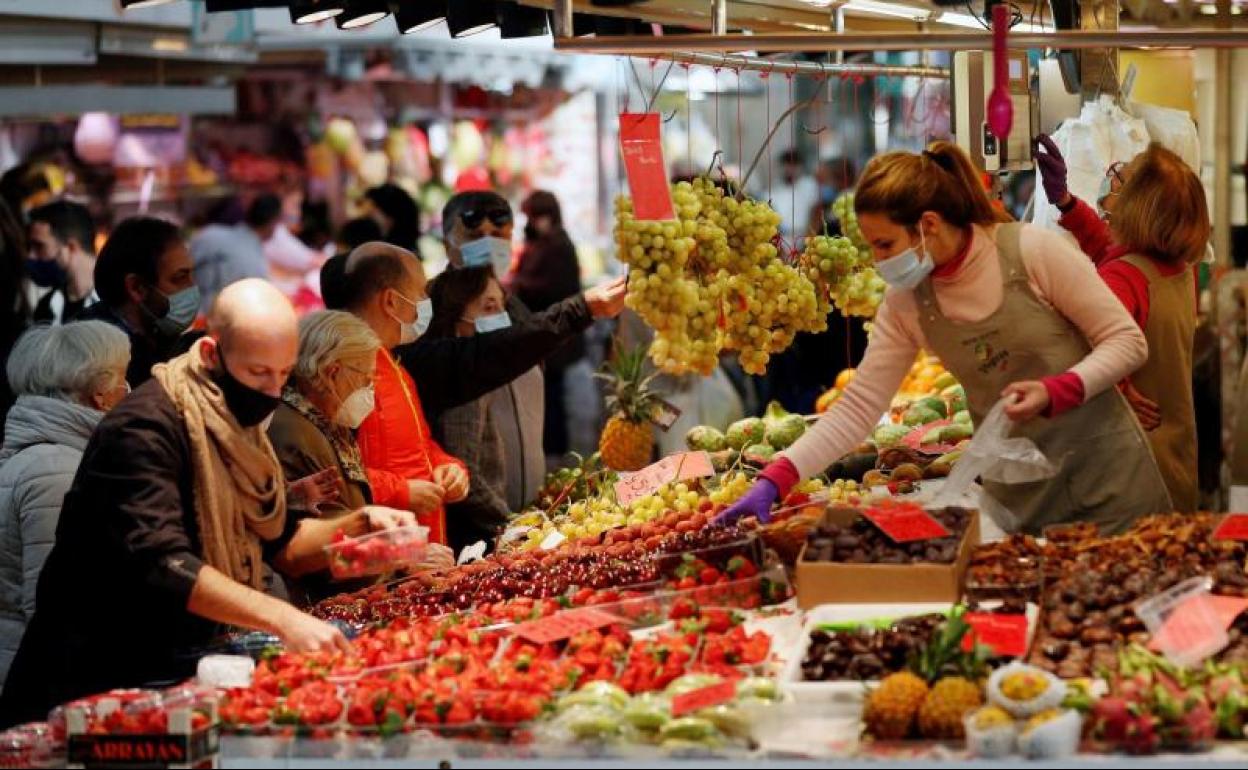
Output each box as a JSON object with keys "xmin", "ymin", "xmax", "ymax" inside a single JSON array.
[
  {"xmin": 391, "ymin": 293, "xmax": 433, "ymax": 345},
  {"xmin": 1096, "ymin": 175, "xmax": 1114, "ymax": 220},
  {"xmin": 460, "ymin": 236, "xmax": 513, "ymax": 277},
  {"xmin": 471, "ymin": 311, "xmax": 512, "ymax": 334},
  {"xmin": 147, "ymin": 286, "xmax": 201, "ymax": 339},
  {"xmin": 876, "ymin": 230, "xmax": 933, "ymax": 291}
]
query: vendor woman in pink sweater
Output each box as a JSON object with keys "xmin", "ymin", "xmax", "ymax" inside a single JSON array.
[
  {"xmin": 1033, "ymin": 139, "xmax": 1207, "ymax": 512},
  {"xmin": 720, "ymin": 141, "xmax": 1172, "ymax": 535}
]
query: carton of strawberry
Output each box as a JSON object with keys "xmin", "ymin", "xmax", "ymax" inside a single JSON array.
[
  {"xmin": 272, "ymin": 681, "xmax": 343, "ymax": 734},
  {"xmin": 618, "ymin": 633, "xmax": 698, "ymax": 694},
  {"xmin": 219, "ymin": 688, "xmax": 276, "ymax": 733},
  {"xmin": 325, "ymin": 523, "xmax": 431, "ymax": 579},
  {"xmin": 699, "ymin": 625, "xmax": 771, "ymax": 668},
  {"xmin": 413, "ymin": 684, "xmax": 476, "ymax": 726},
  {"xmin": 344, "ymin": 672, "xmax": 419, "ymax": 735},
  {"xmin": 479, "ymin": 690, "xmax": 548, "ymax": 725},
  {"xmin": 253, "ymin": 650, "xmax": 335, "ymax": 696}
]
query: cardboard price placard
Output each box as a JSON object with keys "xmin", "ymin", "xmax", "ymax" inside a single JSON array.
[
  {"xmin": 1147, "ymin": 594, "xmax": 1233, "ymax": 664},
  {"xmin": 861, "ymin": 503, "xmax": 951, "ymax": 543},
  {"xmin": 511, "ymin": 608, "xmax": 622, "ymax": 645},
  {"xmin": 671, "ymin": 680, "xmax": 737, "ymax": 717},
  {"xmin": 962, "ymin": 613, "xmax": 1029, "ymax": 657},
  {"xmin": 619, "ymin": 113, "xmax": 675, "ymax": 221},
  {"xmin": 1213, "ymin": 513, "xmax": 1248, "ymax": 541},
  {"xmin": 614, "ymin": 451, "xmax": 714, "ymax": 506}
]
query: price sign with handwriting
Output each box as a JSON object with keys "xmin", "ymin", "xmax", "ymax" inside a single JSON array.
[
  {"xmin": 671, "ymin": 680, "xmax": 737, "ymax": 717},
  {"xmin": 614, "ymin": 451, "xmax": 714, "ymax": 506},
  {"xmin": 619, "ymin": 113, "xmax": 675, "ymax": 221},
  {"xmin": 1213, "ymin": 513, "xmax": 1248, "ymax": 541},
  {"xmin": 861, "ymin": 502, "xmax": 950, "ymax": 543},
  {"xmin": 962, "ymin": 613, "xmax": 1029, "ymax": 657},
  {"xmin": 511, "ymin": 608, "xmax": 622, "ymax": 645}
]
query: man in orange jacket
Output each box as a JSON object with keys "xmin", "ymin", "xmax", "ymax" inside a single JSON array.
[{"xmin": 339, "ymin": 242, "xmax": 468, "ymax": 545}]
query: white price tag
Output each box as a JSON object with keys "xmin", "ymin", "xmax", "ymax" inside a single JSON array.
[
  {"xmin": 457, "ymin": 541, "xmax": 487, "ymax": 565},
  {"xmin": 540, "ymin": 531, "xmax": 567, "ymax": 551}
]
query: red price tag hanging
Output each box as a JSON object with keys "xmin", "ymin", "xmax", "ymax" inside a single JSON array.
[
  {"xmin": 511, "ymin": 608, "xmax": 621, "ymax": 645},
  {"xmin": 619, "ymin": 113, "xmax": 675, "ymax": 222},
  {"xmin": 1213, "ymin": 513, "xmax": 1248, "ymax": 541},
  {"xmin": 671, "ymin": 680, "xmax": 737, "ymax": 717},
  {"xmin": 961, "ymin": 613, "xmax": 1029, "ymax": 658},
  {"xmin": 861, "ymin": 502, "xmax": 950, "ymax": 544}
]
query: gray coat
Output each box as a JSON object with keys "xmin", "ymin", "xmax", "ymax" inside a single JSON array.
[{"xmin": 0, "ymin": 395, "xmax": 101, "ymax": 687}]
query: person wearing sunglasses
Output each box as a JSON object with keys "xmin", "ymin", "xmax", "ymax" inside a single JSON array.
[
  {"xmin": 1035, "ymin": 137, "xmax": 1207, "ymax": 512},
  {"xmin": 399, "ymin": 191, "xmax": 625, "ymax": 513}
]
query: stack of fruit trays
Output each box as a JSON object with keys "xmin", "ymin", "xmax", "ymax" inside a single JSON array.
[
  {"xmin": 218, "ymin": 600, "xmax": 781, "ymax": 742},
  {"xmin": 0, "ymin": 721, "xmax": 58, "ymax": 769},
  {"xmin": 311, "ymin": 524, "xmax": 780, "ymax": 628}
]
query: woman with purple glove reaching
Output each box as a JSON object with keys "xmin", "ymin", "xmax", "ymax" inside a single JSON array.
[
  {"xmin": 1033, "ymin": 136, "xmax": 1207, "ymax": 512},
  {"xmin": 716, "ymin": 141, "xmax": 1171, "ymax": 536}
]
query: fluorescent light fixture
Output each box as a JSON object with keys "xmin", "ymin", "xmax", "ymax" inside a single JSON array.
[
  {"xmin": 121, "ymin": 0, "xmax": 179, "ymax": 8},
  {"xmin": 844, "ymin": 0, "xmax": 933, "ymax": 21},
  {"xmin": 289, "ymin": 0, "xmax": 346, "ymax": 24},
  {"xmin": 152, "ymin": 37, "xmax": 189, "ymax": 52},
  {"xmin": 935, "ymin": 10, "xmax": 1049, "ymax": 31}
]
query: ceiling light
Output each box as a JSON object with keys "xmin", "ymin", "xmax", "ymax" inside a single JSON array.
[
  {"xmin": 497, "ymin": 1, "xmax": 548, "ymax": 38},
  {"xmin": 335, "ymin": 0, "xmax": 390, "ymax": 29},
  {"xmin": 289, "ymin": 0, "xmax": 345, "ymax": 24},
  {"xmin": 120, "ymin": 0, "xmax": 179, "ymax": 8},
  {"xmin": 448, "ymin": 1, "xmax": 497, "ymax": 37},
  {"xmin": 844, "ymin": 0, "xmax": 933, "ymax": 21},
  {"xmin": 394, "ymin": 0, "xmax": 447, "ymax": 33}
]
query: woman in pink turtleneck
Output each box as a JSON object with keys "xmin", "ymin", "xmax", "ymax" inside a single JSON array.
[{"xmin": 720, "ymin": 142, "xmax": 1172, "ymax": 536}]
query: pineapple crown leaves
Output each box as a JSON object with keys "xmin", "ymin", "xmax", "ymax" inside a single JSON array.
[
  {"xmin": 596, "ymin": 344, "xmax": 664, "ymax": 423},
  {"xmin": 906, "ymin": 606, "xmax": 992, "ymax": 684}
]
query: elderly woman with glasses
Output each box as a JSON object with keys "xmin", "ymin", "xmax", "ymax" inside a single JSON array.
[
  {"xmin": 268, "ymin": 310, "xmax": 453, "ymax": 600},
  {"xmin": 0, "ymin": 321, "xmax": 131, "ymax": 688}
]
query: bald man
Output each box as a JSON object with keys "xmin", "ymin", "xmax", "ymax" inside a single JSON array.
[{"xmin": 0, "ymin": 279, "xmax": 415, "ymax": 727}]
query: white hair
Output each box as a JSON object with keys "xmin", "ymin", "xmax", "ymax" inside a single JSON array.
[
  {"xmin": 6, "ymin": 321, "xmax": 130, "ymax": 404},
  {"xmin": 294, "ymin": 310, "xmax": 380, "ymax": 387}
]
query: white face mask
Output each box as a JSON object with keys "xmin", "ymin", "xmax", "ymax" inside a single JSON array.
[
  {"xmin": 460, "ymin": 236, "xmax": 513, "ymax": 277},
  {"xmin": 876, "ymin": 228, "xmax": 934, "ymax": 291},
  {"xmin": 470, "ymin": 311, "xmax": 512, "ymax": 334},
  {"xmin": 335, "ymin": 384, "xmax": 376, "ymax": 429},
  {"xmin": 391, "ymin": 292, "xmax": 434, "ymax": 345}
]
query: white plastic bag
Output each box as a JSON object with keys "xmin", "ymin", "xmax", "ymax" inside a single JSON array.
[
  {"xmin": 930, "ymin": 399, "xmax": 1057, "ymax": 533},
  {"xmin": 1033, "ymin": 97, "xmax": 1150, "ymax": 235},
  {"xmin": 1126, "ymin": 101, "xmax": 1200, "ymax": 171}
]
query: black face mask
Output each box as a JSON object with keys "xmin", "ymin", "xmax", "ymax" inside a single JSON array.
[{"xmin": 213, "ymin": 345, "xmax": 282, "ymax": 428}]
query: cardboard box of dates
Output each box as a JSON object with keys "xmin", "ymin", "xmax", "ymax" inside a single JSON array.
[{"xmin": 795, "ymin": 504, "xmax": 980, "ymax": 607}]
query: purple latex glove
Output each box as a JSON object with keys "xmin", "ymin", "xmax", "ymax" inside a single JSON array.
[
  {"xmin": 712, "ymin": 478, "xmax": 779, "ymax": 527},
  {"xmin": 1032, "ymin": 134, "xmax": 1069, "ymax": 205}
]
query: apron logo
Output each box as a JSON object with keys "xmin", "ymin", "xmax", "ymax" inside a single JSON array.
[{"xmin": 974, "ymin": 340, "xmax": 1010, "ymax": 374}]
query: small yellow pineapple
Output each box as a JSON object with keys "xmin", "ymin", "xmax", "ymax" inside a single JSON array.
[
  {"xmin": 596, "ymin": 346, "xmax": 660, "ymax": 472},
  {"xmin": 864, "ymin": 672, "xmax": 929, "ymax": 740},
  {"xmin": 918, "ymin": 676, "xmax": 984, "ymax": 739}
]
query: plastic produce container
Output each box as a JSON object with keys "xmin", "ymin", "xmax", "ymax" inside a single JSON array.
[{"xmin": 325, "ymin": 524, "xmax": 431, "ymax": 579}]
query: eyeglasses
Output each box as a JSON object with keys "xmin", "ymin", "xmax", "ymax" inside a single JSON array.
[
  {"xmin": 459, "ymin": 208, "xmax": 513, "ymax": 230},
  {"xmin": 1105, "ymin": 161, "xmax": 1127, "ymax": 187}
]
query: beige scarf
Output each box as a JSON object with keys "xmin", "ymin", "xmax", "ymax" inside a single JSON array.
[{"xmin": 153, "ymin": 338, "xmax": 287, "ymax": 590}]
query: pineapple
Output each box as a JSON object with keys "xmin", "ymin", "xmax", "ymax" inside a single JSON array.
[
  {"xmin": 919, "ymin": 677, "xmax": 984, "ymax": 739},
  {"xmin": 864, "ymin": 672, "xmax": 929, "ymax": 740},
  {"xmin": 596, "ymin": 346, "xmax": 661, "ymax": 472}
]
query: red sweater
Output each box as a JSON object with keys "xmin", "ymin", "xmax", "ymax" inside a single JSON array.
[
  {"xmin": 1046, "ymin": 198, "xmax": 1197, "ymax": 416},
  {"xmin": 356, "ymin": 349, "xmax": 467, "ymax": 545}
]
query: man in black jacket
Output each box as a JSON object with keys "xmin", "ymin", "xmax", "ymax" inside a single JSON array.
[
  {"xmin": 0, "ymin": 281, "xmax": 410, "ymax": 727},
  {"xmin": 76, "ymin": 217, "xmax": 203, "ymax": 387}
]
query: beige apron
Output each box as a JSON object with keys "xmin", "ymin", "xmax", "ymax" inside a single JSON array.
[
  {"xmin": 913, "ymin": 224, "xmax": 1172, "ymax": 535},
  {"xmin": 1118, "ymin": 254, "xmax": 1198, "ymax": 512}
]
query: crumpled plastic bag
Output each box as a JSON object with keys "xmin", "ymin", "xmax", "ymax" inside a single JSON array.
[
  {"xmin": 1032, "ymin": 96, "xmax": 1150, "ymax": 236},
  {"xmin": 929, "ymin": 399, "xmax": 1057, "ymax": 533}
]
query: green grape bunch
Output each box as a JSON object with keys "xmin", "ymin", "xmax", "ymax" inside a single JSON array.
[{"xmin": 615, "ymin": 177, "xmax": 825, "ymax": 376}]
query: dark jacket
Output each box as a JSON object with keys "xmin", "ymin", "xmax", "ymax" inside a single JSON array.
[
  {"xmin": 75, "ymin": 303, "xmax": 201, "ymax": 387},
  {"xmin": 512, "ymin": 231, "xmax": 585, "ymax": 368},
  {"xmin": 398, "ymin": 293, "xmax": 592, "ymax": 416},
  {"xmin": 0, "ymin": 379, "xmax": 298, "ymax": 727}
]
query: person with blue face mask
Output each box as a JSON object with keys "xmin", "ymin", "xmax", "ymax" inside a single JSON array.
[
  {"xmin": 77, "ymin": 217, "xmax": 204, "ymax": 388},
  {"xmin": 421, "ymin": 269, "xmax": 515, "ymax": 552},
  {"xmin": 717, "ymin": 142, "xmax": 1172, "ymax": 537}
]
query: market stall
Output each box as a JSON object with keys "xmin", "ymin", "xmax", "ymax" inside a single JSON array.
[{"xmin": 2, "ymin": 0, "xmax": 1248, "ymax": 768}]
